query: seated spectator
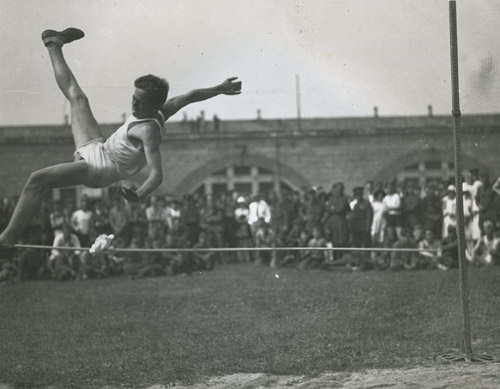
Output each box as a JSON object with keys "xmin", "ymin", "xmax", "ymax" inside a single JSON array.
[
  {"xmin": 418, "ymin": 229, "xmax": 443, "ymax": 270},
  {"xmin": 16, "ymin": 227, "xmax": 48, "ymax": 281},
  {"xmin": 279, "ymin": 219, "xmax": 305, "ymax": 267},
  {"xmin": 298, "ymin": 226, "xmax": 326, "ymax": 270},
  {"xmin": 471, "ymin": 220, "xmax": 500, "ymax": 266},
  {"xmin": 254, "ymin": 218, "xmax": 277, "ymax": 267},
  {"xmin": 191, "ymin": 232, "xmax": 216, "ymax": 271},
  {"xmin": 438, "ymin": 226, "xmax": 459, "ymax": 270},
  {"xmin": 123, "ymin": 236, "xmax": 147, "ymax": 277},
  {"xmin": 107, "ymin": 236, "xmax": 127, "ymax": 275},
  {"xmin": 390, "ymin": 227, "xmax": 416, "ymax": 271},
  {"xmin": 50, "ymin": 224, "xmax": 82, "ymax": 280}
]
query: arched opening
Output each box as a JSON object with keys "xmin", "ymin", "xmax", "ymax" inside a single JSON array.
[
  {"xmin": 372, "ymin": 149, "xmax": 489, "ymax": 187},
  {"xmin": 173, "ymin": 154, "xmax": 310, "ymax": 196}
]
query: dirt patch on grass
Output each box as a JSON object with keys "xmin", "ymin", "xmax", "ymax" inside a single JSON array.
[{"xmin": 161, "ymin": 364, "xmax": 500, "ymax": 388}]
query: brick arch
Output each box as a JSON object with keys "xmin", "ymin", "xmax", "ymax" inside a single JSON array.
[
  {"xmin": 372, "ymin": 148, "xmax": 489, "ymax": 183},
  {"xmin": 173, "ymin": 153, "xmax": 310, "ymax": 195}
]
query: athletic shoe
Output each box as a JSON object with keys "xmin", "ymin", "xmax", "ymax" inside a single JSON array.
[
  {"xmin": 89, "ymin": 234, "xmax": 115, "ymax": 255},
  {"xmin": 42, "ymin": 28, "xmax": 85, "ymax": 47}
]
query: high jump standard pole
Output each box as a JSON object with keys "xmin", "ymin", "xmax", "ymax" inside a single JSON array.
[{"xmin": 448, "ymin": 0, "xmax": 473, "ymax": 361}]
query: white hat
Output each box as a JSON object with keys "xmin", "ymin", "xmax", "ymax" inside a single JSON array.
[
  {"xmin": 447, "ymin": 185, "xmax": 456, "ymax": 192},
  {"xmin": 237, "ymin": 196, "xmax": 246, "ymax": 203}
]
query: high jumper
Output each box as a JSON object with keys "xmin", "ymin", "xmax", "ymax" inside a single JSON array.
[{"xmin": 0, "ymin": 28, "xmax": 242, "ymax": 257}]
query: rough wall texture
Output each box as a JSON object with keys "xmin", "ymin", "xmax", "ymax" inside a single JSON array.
[{"xmin": 0, "ymin": 114, "xmax": 498, "ymax": 198}]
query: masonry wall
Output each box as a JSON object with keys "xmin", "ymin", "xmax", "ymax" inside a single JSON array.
[{"xmin": 1, "ymin": 115, "xmax": 499, "ymax": 199}]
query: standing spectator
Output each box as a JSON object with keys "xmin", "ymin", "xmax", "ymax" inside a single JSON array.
[
  {"xmin": 91, "ymin": 199, "xmax": 110, "ymax": 240},
  {"xmin": 165, "ymin": 199, "xmax": 182, "ymax": 232},
  {"xmin": 349, "ymin": 187, "xmax": 373, "ymax": 250},
  {"xmin": 248, "ymin": 194, "xmax": 271, "ymax": 236},
  {"xmin": 204, "ymin": 197, "xmax": 225, "ymax": 262},
  {"xmin": 476, "ymin": 172, "xmax": 497, "ymax": 233},
  {"xmin": 463, "ymin": 188, "xmax": 478, "ymax": 259},
  {"xmin": 109, "ymin": 196, "xmax": 130, "ymax": 242},
  {"xmin": 280, "ymin": 190, "xmax": 300, "ymax": 234},
  {"xmin": 402, "ymin": 181, "xmax": 421, "ymax": 230},
  {"xmin": 382, "ymin": 181, "xmax": 402, "ymax": 246},
  {"xmin": 365, "ymin": 181, "xmax": 375, "ymax": 204},
  {"xmin": 300, "ymin": 187, "xmax": 325, "ymax": 234},
  {"xmin": 49, "ymin": 200, "xmax": 65, "ymax": 239},
  {"xmin": 323, "ymin": 182, "xmax": 350, "ymax": 260},
  {"xmin": 234, "ymin": 197, "xmax": 253, "ymax": 263},
  {"xmin": 129, "ymin": 200, "xmax": 148, "ymax": 243},
  {"xmin": 71, "ymin": 197, "xmax": 93, "ymax": 247},
  {"xmin": 421, "ymin": 183, "xmax": 442, "ymax": 238},
  {"xmin": 146, "ymin": 195, "xmax": 167, "ymax": 241},
  {"xmin": 442, "ymin": 185, "xmax": 457, "ymax": 239},
  {"xmin": 182, "ymin": 194, "xmax": 200, "ymax": 247},
  {"xmin": 371, "ymin": 189, "xmax": 386, "ymax": 249}
]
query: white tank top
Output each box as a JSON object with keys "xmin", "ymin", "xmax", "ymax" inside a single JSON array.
[{"xmin": 103, "ymin": 112, "xmax": 166, "ymax": 179}]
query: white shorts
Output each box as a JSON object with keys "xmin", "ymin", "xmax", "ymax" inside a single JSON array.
[{"xmin": 74, "ymin": 138, "xmax": 120, "ymax": 188}]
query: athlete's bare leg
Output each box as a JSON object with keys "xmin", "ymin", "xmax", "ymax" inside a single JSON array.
[
  {"xmin": 0, "ymin": 29, "xmax": 98, "ymax": 250},
  {"xmin": 44, "ymin": 28, "xmax": 102, "ymax": 148},
  {"xmin": 0, "ymin": 161, "xmax": 90, "ymax": 246}
]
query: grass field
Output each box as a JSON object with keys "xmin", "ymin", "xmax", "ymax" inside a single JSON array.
[{"xmin": 1, "ymin": 264, "xmax": 500, "ymax": 388}]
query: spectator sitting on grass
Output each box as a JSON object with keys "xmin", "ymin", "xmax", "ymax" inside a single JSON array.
[
  {"xmin": 130, "ymin": 237, "xmax": 165, "ymax": 279},
  {"xmin": 191, "ymin": 232, "xmax": 215, "ymax": 271},
  {"xmin": 107, "ymin": 236, "xmax": 126, "ymax": 275},
  {"xmin": 122, "ymin": 236, "xmax": 146, "ymax": 277},
  {"xmin": 50, "ymin": 224, "xmax": 82, "ymax": 281},
  {"xmin": 390, "ymin": 227, "xmax": 416, "ymax": 271},
  {"xmin": 438, "ymin": 225, "xmax": 459, "ymax": 270},
  {"xmin": 280, "ymin": 218, "xmax": 305, "ymax": 267},
  {"xmin": 298, "ymin": 226, "xmax": 326, "ymax": 270},
  {"xmin": 418, "ymin": 229, "xmax": 443, "ymax": 270},
  {"xmin": 16, "ymin": 227, "xmax": 49, "ymax": 281},
  {"xmin": 254, "ymin": 217, "xmax": 277, "ymax": 268},
  {"xmin": 470, "ymin": 220, "xmax": 500, "ymax": 267}
]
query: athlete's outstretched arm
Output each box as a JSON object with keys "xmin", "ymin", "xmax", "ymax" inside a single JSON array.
[{"xmin": 161, "ymin": 77, "xmax": 242, "ymax": 120}]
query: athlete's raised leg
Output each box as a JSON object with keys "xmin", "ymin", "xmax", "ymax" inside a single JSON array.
[
  {"xmin": 0, "ymin": 161, "xmax": 90, "ymax": 247},
  {"xmin": 43, "ymin": 28, "xmax": 102, "ymax": 149}
]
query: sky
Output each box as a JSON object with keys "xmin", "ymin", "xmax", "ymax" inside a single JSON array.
[{"xmin": 1, "ymin": 0, "xmax": 500, "ymax": 126}]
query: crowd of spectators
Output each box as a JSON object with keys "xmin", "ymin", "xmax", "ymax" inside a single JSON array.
[{"xmin": 2, "ymin": 167, "xmax": 500, "ymax": 283}]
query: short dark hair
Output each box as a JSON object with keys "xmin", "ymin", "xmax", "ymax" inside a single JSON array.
[{"xmin": 134, "ymin": 74, "xmax": 169, "ymax": 105}]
